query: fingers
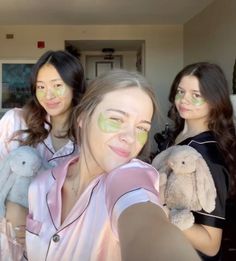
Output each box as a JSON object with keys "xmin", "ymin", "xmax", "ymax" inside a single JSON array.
[{"xmin": 14, "ymin": 225, "xmax": 26, "ymax": 245}]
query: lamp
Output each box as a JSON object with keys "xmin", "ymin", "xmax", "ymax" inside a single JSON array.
[{"xmin": 102, "ymin": 48, "xmax": 115, "ymax": 60}]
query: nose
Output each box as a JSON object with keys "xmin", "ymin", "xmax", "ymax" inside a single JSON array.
[
  {"xmin": 45, "ymin": 87, "xmax": 56, "ymax": 99},
  {"xmin": 179, "ymin": 92, "xmax": 191, "ymax": 104},
  {"xmin": 119, "ymin": 126, "xmax": 136, "ymax": 144}
]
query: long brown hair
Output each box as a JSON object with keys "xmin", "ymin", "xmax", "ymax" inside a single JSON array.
[
  {"xmin": 12, "ymin": 50, "xmax": 86, "ymax": 146},
  {"xmin": 168, "ymin": 62, "xmax": 236, "ymax": 195}
]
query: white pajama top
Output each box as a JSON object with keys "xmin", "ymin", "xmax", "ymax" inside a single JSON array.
[
  {"xmin": 0, "ymin": 108, "xmax": 78, "ymax": 167},
  {"xmin": 26, "ymin": 157, "xmax": 161, "ymax": 261}
]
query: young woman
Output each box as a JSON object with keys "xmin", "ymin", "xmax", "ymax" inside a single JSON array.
[
  {"xmin": 166, "ymin": 62, "xmax": 236, "ymax": 260},
  {"xmin": 0, "ymin": 50, "xmax": 85, "ymax": 260},
  {"xmin": 25, "ymin": 69, "xmax": 200, "ymax": 261}
]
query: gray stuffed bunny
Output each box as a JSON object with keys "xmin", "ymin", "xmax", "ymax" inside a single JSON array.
[
  {"xmin": 0, "ymin": 146, "xmax": 43, "ymax": 217},
  {"xmin": 152, "ymin": 145, "xmax": 217, "ymax": 230}
]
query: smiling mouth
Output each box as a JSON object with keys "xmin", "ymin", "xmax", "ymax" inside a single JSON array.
[
  {"xmin": 45, "ymin": 102, "xmax": 60, "ymax": 108},
  {"xmin": 109, "ymin": 146, "xmax": 130, "ymax": 158},
  {"xmin": 179, "ymin": 106, "xmax": 191, "ymax": 112}
]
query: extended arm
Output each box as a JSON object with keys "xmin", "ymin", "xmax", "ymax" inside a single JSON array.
[
  {"xmin": 183, "ymin": 224, "xmax": 222, "ymax": 256},
  {"xmin": 118, "ymin": 202, "xmax": 200, "ymax": 261}
]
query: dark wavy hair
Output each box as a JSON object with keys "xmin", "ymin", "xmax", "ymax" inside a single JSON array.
[
  {"xmin": 13, "ymin": 50, "xmax": 86, "ymax": 145},
  {"xmin": 168, "ymin": 62, "xmax": 236, "ymax": 195}
]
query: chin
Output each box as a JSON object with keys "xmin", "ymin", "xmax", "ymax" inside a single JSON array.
[{"xmin": 105, "ymin": 160, "xmax": 131, "ymax": 173}]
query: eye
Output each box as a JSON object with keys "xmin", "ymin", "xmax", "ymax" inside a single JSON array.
[
  {"xmin": 36, "ymin": 85, "xmax": 45, "ymax": 90},
  {"xmin": 54, "ymin": 83, "xmax": 64, "ymax": 88},
  {"xmin": 193, "ymin": 93, "xmax": 201, "ymax": 99},
  {"xmin": 181, "ymin": 161, "xmax": 185, "ymax": 165},
  {"xmin": 109, "ymin": 117, "xmax": 123, "ymax": 123},
  {"xmin": 22, "ymin": 161, "xmax": 26, "ymax": 165},
  {"xmin": 177, "ymin": 88, "xmax": 184, "ymax": 95},
  {"xmin": 137, "ymin": 126, "xmax": 149, "ymax": 132}
]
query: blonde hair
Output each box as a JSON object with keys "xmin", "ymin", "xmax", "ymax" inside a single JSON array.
[{"xmin": 72, "ymin": 69, "xmax": 159, "ymax": 161}]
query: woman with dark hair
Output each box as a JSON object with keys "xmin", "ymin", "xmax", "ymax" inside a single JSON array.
[
  {"xmin": 166, "ymin": 62, "xmax": 236, "ymax": 260},
  {"xmin": 26, "ymin": 69, "xmax": 200, "ymax": 261},
  {"xmin": 0, "ymin": 50, "xmax": 85, "ymax": 163},
  {"xmin": 0, "ymin": 50, "xmax": 85, "ymax": 260}
]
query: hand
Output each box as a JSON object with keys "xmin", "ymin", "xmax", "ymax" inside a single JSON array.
[
  {"xmin": 14, "ymin": 225, "xmax": 26, "ymax": 245},
  {"xmin": 0, "ymin": 217, "xmax": 25, "ymax": 260}
]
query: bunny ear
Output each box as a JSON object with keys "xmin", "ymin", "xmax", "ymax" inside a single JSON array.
[
  {"xmin": 0, "ymin": 156, "xmax": 12, "ymax": 188},
  {"xmin": 195, "ymin": 158, "xmax": 217, "ymax": 213},
  {"xmin": 152, "ymin": 146, "xmax": 175, "ymax": 173}
]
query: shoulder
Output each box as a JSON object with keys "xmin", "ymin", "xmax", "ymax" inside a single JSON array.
[
  {"xmin": 0, "ymin": 108, "xmax": 27, "ymax": 158},
  {"xmin": 105, "ymin": 159, "xmax": 159, "ymax": 210},
  {"xmin": 106, "ymin": 159, "xmax": 159, "ymax": 189},
  {"xmin": 30, "ymin": 156, "xmax": 77, "ymax": 189},
  {"xmin": 2, "ymin": 107, "xmax": 24, "ymax": 118},
  {"xmin": 180, "ymin": 131, "xmax": 225, "ymax": 166},
  {"xmin": 0, "ymin": 108, "xmax": 26, "ymax": 126}
]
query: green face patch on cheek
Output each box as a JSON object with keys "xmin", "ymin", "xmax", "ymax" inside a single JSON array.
[
  {"xmin": 36, "ymin": 85, "xmax": 67, "ymax": 100},
  {"xmin": 36, "ymin": 90, "xmax": 45, "ymax": 100},
  {"xmin": 98, "ymin": 113, "xmax": 121, "ymax": 133},
  {"xmin": 52, "ymin": 85, "xmax": 66, "ymax": 97},
  {"xmin": 137, "ymin": 131, "xmax": 148, "ymax": 145},
  {"xmin": 191, "ymin": 97, "xmax": 206, "ymax": 106},
  {"xmin": 175, "ymin": 93, "xmax": 182, "ymax": 101}
]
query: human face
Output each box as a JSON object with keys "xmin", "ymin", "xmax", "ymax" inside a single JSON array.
[
  {"xmin": 82, "ymin": 87, "xmax": 153, "ymax": 174},
  {"xmin": 36, "ymin": 64, "xmax": 73, "ymax": 117},
  {"xmin": 175, "ymin": 75, "xmax": 210, "ymax": 123}
]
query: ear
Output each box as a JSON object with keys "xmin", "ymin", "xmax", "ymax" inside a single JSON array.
[
  {"xmin": 195, "ymin": 157, "xmax": 217, "ymax": 212},
  {"xmin": 0, "ymin": 156, "xmax": 12, "ymax": 188},
  {"xmin": 77, "ymin": 117, "xmax": 83, "ymax": 128},
  {"xmin": 77, "ymin": 111, "xmax": 87, "ymax": 128},
  {"xmin": 152, "ymin": 146, "xmax": 175, "ymax": 174}
]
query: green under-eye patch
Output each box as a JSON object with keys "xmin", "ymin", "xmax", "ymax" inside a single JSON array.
[
  {"xmin": 175, "ymin": 93, "xmax": 182, "ymax": 101},
  {"xmin": 137, "ymin": 131, "xmax": 148, "ymax": 145},
  {"xmin": 36, "ymin": 85, "xmax": 66, "ymax": 99},
  {"xmin": 175, "ymin": 92, "xmax": 206, "ymax": 106},
  {"xmin": 36, "ymin": 89, "xmax": 45, "ymax": 100},
  {"xmin": 53, "ymin": 85, "xmax": 66, "ymax": 97},
  {"xmin": 98, "ymin": 113, "xmax": 121, "ymax": 133},
  {"xmin": 191, "ymin": 97, "xmax": 206, "ymax": 106}
]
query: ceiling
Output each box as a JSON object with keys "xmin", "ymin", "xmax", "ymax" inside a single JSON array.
[
  {"xmin": 0, "ymin": 0, "xmax": 215, "ymax": 25},
  {"xmin": 65, "ymin": 40, "xmax": 145, "ymax": 52}
]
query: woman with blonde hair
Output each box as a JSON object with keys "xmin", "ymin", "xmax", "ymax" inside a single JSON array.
[{"xmin": 26, "ymin": 69, "xmax": 200, "ymax": 261}]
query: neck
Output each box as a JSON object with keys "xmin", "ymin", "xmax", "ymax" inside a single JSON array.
[
  {"xmin": 182, "ymin": 119, "xmax": 209, "ymax": 136},
  {"xmin": 50, "ymin": 109, "xmax": 72, "ymax": 135},
  {"xmin": 69, "ymin": 151, "xmax": 103, "ymax": 198},
  {"xmin": 175, "ymin": 120, "xmax": 209, "ymax": 144}
]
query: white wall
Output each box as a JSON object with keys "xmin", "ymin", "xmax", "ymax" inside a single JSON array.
[
  {"xmin": 0, "ymin": 25, "xmax": 183, "ymax": 139},
  {"xmin": 184, "ymin": 0, "xmax": 236, "ymax": 91}
]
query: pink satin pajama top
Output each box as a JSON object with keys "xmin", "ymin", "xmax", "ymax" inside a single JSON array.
[{"xmin": 26, "ymin": 157, "xmax": 161, "ymax": 261}]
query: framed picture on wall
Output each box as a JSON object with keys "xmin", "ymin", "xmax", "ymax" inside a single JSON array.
[{"xmin": 0, "ymin": 60, "xmax": 36, "ymax": 113}]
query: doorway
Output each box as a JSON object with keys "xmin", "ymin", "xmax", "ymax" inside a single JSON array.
[{"xmin": 65, "ymin": 40, "xmax": 145, "ymax": 82}]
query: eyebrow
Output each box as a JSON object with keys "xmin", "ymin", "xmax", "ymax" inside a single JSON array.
[
  {"xmin": 36, "ymin": 78, "xmax": 63, "ymax": 83},
  {"xmin": 106, "ymin": 109, "xmax": 151, "ymax": 125},
  {"xmin": 177, "ymin": 86, "xmax": 201, "ymax": 93}
]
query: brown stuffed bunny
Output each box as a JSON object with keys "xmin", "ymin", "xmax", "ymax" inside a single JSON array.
[{"xmin": 152, "ymin": 145, "xmax": 217, "ymax": 230}]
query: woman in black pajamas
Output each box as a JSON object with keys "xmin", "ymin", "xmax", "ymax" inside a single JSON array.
[{"xmin": 165, "ymin": 62, "xmax": 236, "ymax": 260}]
